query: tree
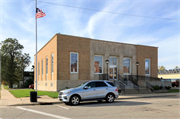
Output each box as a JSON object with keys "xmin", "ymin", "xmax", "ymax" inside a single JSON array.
[
  {"xmin": 1, "ymin": 38, "xmax": 24, "ymax": 88},
  {"xmin": 16, "ymin": 53, "xmax": 31, "ymax": 87},
  {"xmin": 158, "ymin": 66, "xmax": 166, "ymax": 71},
  {"xmin": 174, "ymin": 66, "xmax": 179, "ymax": 69},
  {"xmin": 31, "ymin": 65, "xmax": 34, "ymax": 71}
]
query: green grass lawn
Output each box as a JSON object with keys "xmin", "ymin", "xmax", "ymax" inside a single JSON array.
[
  {"xmin": 3, "ymin": 85, "xmax": 9, "ymax": 89},
  {"xmin": 167, "ymin": 89, "xmax": 179, "ymax": 93},
  {"xmin": 9, "ymin": 89, "xmax": 59, "ymax": 98}
]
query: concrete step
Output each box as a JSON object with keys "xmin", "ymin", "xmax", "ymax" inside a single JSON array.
[
  {"xmin": 119, "ymin": 88, "xmax": 153, "ymax": 94},
  {"xmin": 123, "ymin": 81, "xmax": 134, "ymax": 89},
  {"xmin": 139, "ymin": 88, "xmax": 152, "ymax": 94},
  {"xmin": 121, "ymin": 89, "xmax": 139, "ymax": 94}
]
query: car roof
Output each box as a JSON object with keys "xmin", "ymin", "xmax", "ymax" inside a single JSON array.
[{"xmin": 89, "ymin": 80, "xmax": 111, "ymax": 82}]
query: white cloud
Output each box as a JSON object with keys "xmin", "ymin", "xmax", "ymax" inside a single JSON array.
[{"xmin": 1, "ymin": 0, "xmax": 180, "ymax": 71}]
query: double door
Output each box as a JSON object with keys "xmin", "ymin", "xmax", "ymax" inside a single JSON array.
[{"xmin": 109, "ymin": 67, "xmax": 117, "ymax": 80}]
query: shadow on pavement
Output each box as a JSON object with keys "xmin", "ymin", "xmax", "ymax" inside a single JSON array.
[
  {"xmin": 10, "ymin": 101, "xmax": 63, "ymax": 107},
  {"xmin": 74, "ymin": 100, "xmax": 151, "ymax": 107}
]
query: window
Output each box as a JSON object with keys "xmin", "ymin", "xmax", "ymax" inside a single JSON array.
[
  {"xmin": 38, "ymin": 62, "xmax": 40, "ymax": 76},
  {"xmin": 94, "ymin": 56, "xmax": 103, "ymax": 74},
  {"xmin": 51, "ymin": 54, "xmax": 53, "ymax": 73},
  {"xmin": 109, "ymin": 57, "xmax": 117, "ymax": 66},
  {"xmin": 86, "ymin": 82, "xmax": 96, "ymax": 88},
  {"xmin": 45, "ymin": 83, "xmax": 47, "ymax": 86},
  {"xmin": 46, "ymin": 57, "xmax": 48, "ymax": 74},
  {"xmin": 107, "ymin": 82, "xmax": 115, "ymax": 87},
  {"xmin": 42, "ymin": 60, "xmax": 43, "ymax": 75},
  {"xmin": 70, "ymin": 53, "xmax": 78, "ymax": 73},
  {"xmin": 51, "ymin": 83, "xmax": 53, "ymax": 87},
  {"xmin": 123, "ymin": 58, "xmax": 131, "ymax": 75},
  {"xmin": 95, "ymin": 81, "xmax": 108, "ymax": 87},
  {"xmin": 145, "ymin": 59, "xmax": 150, "ymax": 75}
]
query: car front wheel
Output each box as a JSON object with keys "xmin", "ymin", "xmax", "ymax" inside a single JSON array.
[
  {"xmin": 106, "ymin": 94, "xmax": 115, "ymax": 103},
  {"xmin": 70, "ymin": 95, "xmax": 80, "ymax": 105}
]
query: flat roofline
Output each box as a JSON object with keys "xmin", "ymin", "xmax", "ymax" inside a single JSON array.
[
  {"xmin": 34, "ymin": 33, "xmax": 158, "ymax": 55},
  {"xmin": 58, "ymin": 33, "xmax": 158, "ymax": 48}
]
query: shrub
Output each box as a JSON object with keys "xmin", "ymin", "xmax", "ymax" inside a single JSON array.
[
  {"xmin": 165, "ymin": 86, "xmax": 171, "ymax": 90},
  {"xmin": 152, "ymin": 85, "xmax": 160, "ymax": 90},
  {"xmin": 159, "ymin": 85, "xmax": 163, "ymax": 89},
  {"xmin": 24, "ymin": 79, "xmax": 34, "ymax": 88}
]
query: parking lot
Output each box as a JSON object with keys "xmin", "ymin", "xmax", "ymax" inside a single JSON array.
[{"xmin": 1, "ymin": 94, "xmax": 180, "ymax": 119}]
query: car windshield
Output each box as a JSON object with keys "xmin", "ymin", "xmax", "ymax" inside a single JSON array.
[{"xmin": 76, "ymin": 81, "xmax": 88, "ymax": 87}]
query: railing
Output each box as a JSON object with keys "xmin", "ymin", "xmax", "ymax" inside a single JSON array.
[
  {"xmin": 118, "ymin": 75, "xmax": 124, "ymax": 82},
  {"xmin": 129, "ymin": 75, "xmax": 138, "ymax": 85},
  {"xmin": 129, "ymin": 75, "xmax": 139, "ymax": 92},
  {"xmin": 99, "ymin": 74, "xmax": 109, "ymax": 80},
  {"xmin": 118, "ymin": 75, "xmax": 128, "ymax": 85},
  {"xmin": 130, "ymin": 75, "xmax": 161, "ymax": 81},
  {"xmin": 146, "ymin": 82, "xmax": 154, "ymax": 92},
  {"xmin": 119, "ymin": 81, "xmax": 125, "ymax": 94}
]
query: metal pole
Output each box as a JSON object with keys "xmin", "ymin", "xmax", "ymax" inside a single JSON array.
[
  {"xmin": 137, "ymin": 65, "xmax": 138, "ymax": 81},
  {"xmin": 35, "ymin": 0, "xmax": 37, "ymax": 92},
  {"xmin": 137, "ymin": 65, "xmax": 139, "ymax": 92},
  {"xmin": 107, "ymin": 63, "xmax": 108, "ymax": 80}
]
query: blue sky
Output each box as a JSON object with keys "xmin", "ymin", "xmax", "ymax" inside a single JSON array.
[{"xmin": 0, "ymin": 0, "xmax": 180, "ymax": 71}]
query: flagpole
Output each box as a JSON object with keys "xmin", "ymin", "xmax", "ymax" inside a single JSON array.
[{"xmin": 35, "ymin": 0, "xmax": 37, "ymax": 92}]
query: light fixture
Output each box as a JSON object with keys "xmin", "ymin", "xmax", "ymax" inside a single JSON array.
[{"xmin": 136, "ymin": 62, "xmax": 139, "ymax": 66}]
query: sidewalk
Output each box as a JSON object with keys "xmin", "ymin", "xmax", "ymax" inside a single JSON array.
[
  {"xmin": 0, "ymin": 85, "xmax": 179, "ymax": 106},
  {"xmin": 0, "ymin": 85, "xmax": 22, "ymax": 106},
  {"xmin": 0, "ymin": 85, "xmax": 60, "ymax": 106}
]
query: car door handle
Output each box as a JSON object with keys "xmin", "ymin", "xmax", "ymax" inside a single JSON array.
[
  {"xmin": 106, "ymin": 88, "xmax": 108, "ymax": 90},
  {"xmin": 93, "ymin": 89, "xmax": 96, "ymax": 91}
]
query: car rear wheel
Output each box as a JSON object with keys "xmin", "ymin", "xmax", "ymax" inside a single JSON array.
[
  {"xmin": 70, "ymin": 95, "xmax": 80, "ymax": 105},
  {"xmin": 106, "ymin": 94, "xmax": 115, "ymax": 103}
]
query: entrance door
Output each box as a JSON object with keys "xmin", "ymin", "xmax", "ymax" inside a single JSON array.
[{"xmin": 109, "ymin": 67, "xmax": 117, "ymax": 80}]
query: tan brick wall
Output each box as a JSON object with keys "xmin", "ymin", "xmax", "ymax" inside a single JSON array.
[
  {"xmin": 34, "ymin": 34, "xmax": 158, "ymax": 91},
  {"xmin": 34, "ymin": 35, "xmax": 57, "ymax": 91},
  {"xmin": 136, "ymin": 45, "xmax": 158, "ymax": 77},
  {"xmin": 57, "ymin": 34, "xmax": 90, "ymax": 81}
]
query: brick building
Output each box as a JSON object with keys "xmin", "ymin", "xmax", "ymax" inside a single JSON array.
[{"xmin": 34, "ymin": 33, "xmax": 158, "ymax": 91}]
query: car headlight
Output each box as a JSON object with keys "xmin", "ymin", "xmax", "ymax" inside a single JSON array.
[{"xmin": 64, "ymin": 91, "xmax": 71, "ymax": 94}]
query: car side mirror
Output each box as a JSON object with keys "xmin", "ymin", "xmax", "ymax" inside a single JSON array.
[{"xmin": 83, "ymin": 86, "xmax": 89, "ymax": 90}]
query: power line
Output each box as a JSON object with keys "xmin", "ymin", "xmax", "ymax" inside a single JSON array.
[{"xmin": 33, "ymin": 0, "xmax": 179, "ymax": 21}]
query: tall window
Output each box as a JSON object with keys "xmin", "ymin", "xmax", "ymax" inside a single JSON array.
[
  {"xmin": 51, "ymin": 54, "xmax": 54, "ymax": 73},
  {"xmin": 38, "ymin": 62, "xmax": 40, "ymax": 76},
  {"xmin": 123, "ymin": 58, "xmax": 131, "ymax": 75},
  {"xmin": 94, "ymin": 56, "xmax": 103, "ymax": 74},
  {"xmin": 42, "ymin": 60, "xmax": 43, "ymax": 75},
  {"xmin": 109, "ymin": 57, "xmax": 117, "ymax": 66},
  {"xmin": 46, "ymin": 57, "xmax": 48, "ymax": 74},
  {"xmin": 70, "ymin": 53, "xmax": 78, "ymax": 73},
  {"xmin": 145, "ymin": 59, "xmax": 150, "ymax": 75}
]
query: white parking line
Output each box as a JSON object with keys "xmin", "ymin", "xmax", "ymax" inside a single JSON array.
[
  {"xmin": 16, "ymin": 107, "xmax": 71, "ymax": 119},
  {"xmin": 56, "ymin": 105, "xmax": 69, "ymax": 110}
]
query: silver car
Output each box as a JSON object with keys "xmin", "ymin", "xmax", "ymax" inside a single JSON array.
[{"xmin": 58, "ymin": 80, "xmax": 119, "ymax": 105}]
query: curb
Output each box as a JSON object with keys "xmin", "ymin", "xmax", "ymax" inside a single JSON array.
[{"xmin": 118, "ymin": 95, "xmax": 177, "ymax": 100}]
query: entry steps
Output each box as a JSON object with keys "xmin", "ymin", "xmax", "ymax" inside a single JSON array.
[
  {"xmin": 120, "ymin": 88, "xmax": 152, "ymax": 94},
  {"xmin": 115, "ymin": 80, "xmax": 153, "ymax": 94}
]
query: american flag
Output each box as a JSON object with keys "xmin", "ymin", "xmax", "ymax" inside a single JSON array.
[{"xmin": 36, "ymin": 8, "xmax": 46, "ymax": 19}]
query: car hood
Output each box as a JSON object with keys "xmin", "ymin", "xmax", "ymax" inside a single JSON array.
[{"xmin": 60, "ymin": 88, "xmax": 77, "ymax": 93}]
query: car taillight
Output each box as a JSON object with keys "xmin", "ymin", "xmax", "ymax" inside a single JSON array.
[{"xmin": 115, "ymin": 88, "xmax": 118, "ymax": 91}]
